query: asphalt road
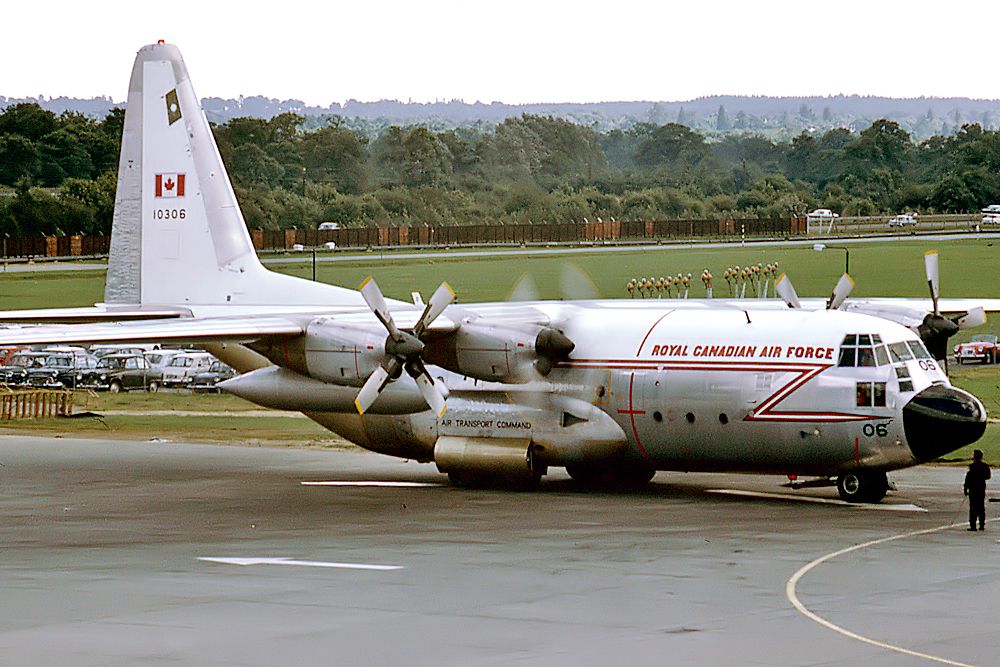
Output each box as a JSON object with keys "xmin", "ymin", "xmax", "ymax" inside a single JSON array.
[{"xmin": 0, "ymin": 435, "xmax": 997, "ymax": 666}]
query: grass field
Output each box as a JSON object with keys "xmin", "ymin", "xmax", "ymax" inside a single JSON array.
[
  {"xmin": 2, "ymin": 236, "xmax": 1000, "ymax": 463},
  {"xmin": 3, "ymin": 237, "xmax": 999, "ymax": 307}
]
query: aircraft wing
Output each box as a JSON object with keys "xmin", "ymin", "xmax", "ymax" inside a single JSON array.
[
  {"xmin": 0, "ymin": 316, "xmax": 303, "ymax": 346},
  {"xmin": 0, "ymin": 305, "xmax": 190, "ymax": 323}
]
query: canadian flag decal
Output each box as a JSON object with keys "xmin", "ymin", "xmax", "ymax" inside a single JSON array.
[{"xmin": 155, "ymin": 173, "xmax": 186, "ymax": 198}]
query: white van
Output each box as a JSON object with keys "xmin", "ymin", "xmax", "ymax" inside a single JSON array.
[{"xmin": 161, "ymin": 352, "xmax": 215, "ymax": 387}]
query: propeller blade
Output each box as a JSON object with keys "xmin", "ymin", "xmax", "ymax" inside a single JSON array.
[
  {"xmin": 509, "ymin": 273, "xmax": 539, "ymax": 302},
  {"xmin": 826, "ymin": 273, "xmax": 855, "ymax": 310},
  {"xmin": 410, "ymin": 365, "xmax": 447, "ymax": 417},
  {"xmin": 957, "ymin": 306, "xmax": 987, "ymax": 330},
  {"xmin": 359, "ymin": 276, "xmax": 401, "ymax": 340},
  {"xmin": 559, "ymin": 263, "xmax": 599, "ymax": 301},
  {"xmin": 354, "ymin": 364, "xmax": 392, "ymax": 414},
  {"xmin": 774, "ymin": 273, "xmax": 801, "ymax": 309},
  {"xmin": 924, "ymin": 250, "xmax": 940, "ymax": 315},
  {"xmin": 413, "ymin": 282, "xmax": 455, "ymax": 338}
]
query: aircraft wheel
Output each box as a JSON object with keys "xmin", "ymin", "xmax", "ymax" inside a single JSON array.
[
  {"xmin": 613, "ymin": 466, "xmax": 656, "ymax": 488},
  {"xmin": 447, "ymin": 472, "xmax": 480, "ymax": 488},
  {"xmin": 837, "ymin": 471, "xmax": 888, "ymax": 503},
  {"xmin": 565, "ymin": 464, "xmax": 605, "ymax": 486},
  {"xmin": 109, "ymin": 380, "xmax": 123, "ymax": 394}
]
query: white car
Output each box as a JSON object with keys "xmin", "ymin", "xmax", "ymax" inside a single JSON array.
[
  {"xmin": 161, "ymin": 352, "xmax": 215, "ymax": 387},
  {"xmin": 806, "ymin": 209, "xmax": 838, "ymax": 222},
  {"xmin": 144, "ymin": 349, "xmax": 185, "ymax": 372},
  {"xmin": 888, "ymin": 213, "xmax": 918, "ymax": 228},
  {"xmin": 980, "ymin": 205, "xmax": 1000, "ymax": 225}
]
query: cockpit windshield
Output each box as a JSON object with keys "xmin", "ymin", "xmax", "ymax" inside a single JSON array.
[{"xmin": 837, "ymin": 333, "xmax": 890, "ymax": 367}]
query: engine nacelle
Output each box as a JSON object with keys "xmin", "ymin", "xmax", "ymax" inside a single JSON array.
[
  {"xmin": 424, "ymin": 323, "xmax": 572, "ymax": 383},
  {"xmin": 252, "ymin": 318, "xmax": 386, "ymax": 387}
]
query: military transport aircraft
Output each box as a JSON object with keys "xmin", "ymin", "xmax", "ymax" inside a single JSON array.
[{"xmin": 0, "ymin": 43, "xmax": 991, "ymax": 502}]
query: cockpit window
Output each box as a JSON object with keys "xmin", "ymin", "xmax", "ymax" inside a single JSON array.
[
  {"xmin": 874, "ymin": 345, "xmax": 890, "ymax": 366},
  {"xmin": 838, "ymin": 334, "xmax": 889, "ymax": 367},
  {"xmin": 906, "ymin": 340, "xmax": 932, "ymax": 360},
  {"xmin": 889, "ymin": 342, "xmax": 913, "ymax": 362}
]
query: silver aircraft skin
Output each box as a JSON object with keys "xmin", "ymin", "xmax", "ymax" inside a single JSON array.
[{"xmin": 0, "ymin": 43, "xmax": 989, "ymax": 502}]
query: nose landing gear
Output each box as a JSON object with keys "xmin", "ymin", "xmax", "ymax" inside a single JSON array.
[{"xmin": 836, "ymin": 471, "xmax": 888, "ymax": 503}]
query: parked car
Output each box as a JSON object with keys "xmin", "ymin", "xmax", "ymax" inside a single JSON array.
[
  {"xmin": 888, "ymin": 213, "xmax": 918, "ymax": 228},
  {"xmin": 953, "ymin": 334, "xmax": 999, "ymax": 365},
  {"xmin": 189, "ymin": 360, "xmax": 237, "ymax": 393},
  {"xmin": 806, "ymin": 209, "xmax": 839, "ymax": 226},
  {"xmin": 27, "ymin": 352, "xmax": 96, "ymax": 389},
  {"xmin": 318, "ymin": 222, "xmax": 341, "ymax": 231},
  {"xmin": 0, "ymin": 345, "xmax": 29, "ymax": 366},
  {"xmin": 980, "ymin": 205, "xmax": 1000, "ymax": 225},
  {"xmin": 0, "ymin": 351, "xmax": 48, "ymax": 386},
  {"xmin": 161, "ymin": 351, "xmax": 215, "ymax": 387},
  {"xmin": 144, "ymin": 349, "xmax": 186, "ymax": 373},
  {"xmin": 90, "ymin": 344, "xmax": 158, "ymax": 359},
  {"xmin": 78, "ymin": 354, "xmax": 163, "ymax": 392}
]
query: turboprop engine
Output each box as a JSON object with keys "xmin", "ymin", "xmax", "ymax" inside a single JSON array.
[
  {"xmin": 424, "ymin": 322, "xmax": 574, "ymax": 383},
  {"xmin": 251, "ymin": 320, "xmax": 386, "ymax": 387}
]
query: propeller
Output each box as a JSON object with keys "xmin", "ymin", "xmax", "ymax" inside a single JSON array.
[
  {"xmin": 916, "ymin": 250, "xmax": 986, "ymax": 363},
  {"xmin": 354, "ymin": 276, "xmax": 454, "ymax": 416}
]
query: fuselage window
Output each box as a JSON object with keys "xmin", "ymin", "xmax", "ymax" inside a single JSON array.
[{"xmin": 856, "ymin": 381, "xmax": 888, "ymax": 407}]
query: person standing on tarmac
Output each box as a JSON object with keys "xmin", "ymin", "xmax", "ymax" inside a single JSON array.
[{"xmin": 964, "ymin": 449, "xmax": 991, "ymax": 531}]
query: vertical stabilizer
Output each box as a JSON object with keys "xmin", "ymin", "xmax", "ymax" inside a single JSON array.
[{"xmin": 105, "ymin": 42, "xmax": 363, "ymax": 308}]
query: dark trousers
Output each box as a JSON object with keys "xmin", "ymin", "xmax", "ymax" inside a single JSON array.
[{"xmin": 970, "ymin": 493, "xmax": 986, "ymax": 529}]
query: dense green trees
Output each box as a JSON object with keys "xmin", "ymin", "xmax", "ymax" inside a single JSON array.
[{"xmin": 5, "ymin": 100, "xmax": 1000, "ymax": 237}]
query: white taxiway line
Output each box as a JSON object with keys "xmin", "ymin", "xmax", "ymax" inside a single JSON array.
[
  {"xmin": 198, "ymin": 557, "xmax": 403, "ymax": 571},
  {"xmin": 301, "ymin": 481, "xmax": 444, "ymax": 488},
  {"xmin": 786, "ymin": 518, "xmax": 1000, "ymax": 667},
  {"xmin": 706, "ymin": 489, "xmax": 926, "ymax": 511}
]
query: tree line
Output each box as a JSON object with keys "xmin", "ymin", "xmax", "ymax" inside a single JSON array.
[{"xmin": 2, "ymin": 101, "xmax": 1000, "ymax": 237}]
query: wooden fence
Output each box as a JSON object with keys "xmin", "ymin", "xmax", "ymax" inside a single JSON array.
[
  {"xmin": 0, "ymin": 389, "xmax": 74, "ymax": 420},
  {"xmin": 0, "ymin": 217, "xmax": 803, "ymax": 260}
]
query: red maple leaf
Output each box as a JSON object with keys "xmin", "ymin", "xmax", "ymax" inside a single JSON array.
[{"xmin": 164, "ymin": 178, "xmax": 175, "ymax": 191}]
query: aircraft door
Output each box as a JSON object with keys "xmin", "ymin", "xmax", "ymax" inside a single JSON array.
[{"xmin": 613, "ymin": 370, "xmax": 663, "ymax": 458}]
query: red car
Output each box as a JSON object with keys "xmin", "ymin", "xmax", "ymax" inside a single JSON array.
[{"xmin": 954, "ymin": 334, "xmax": 999, "ymax": 364}]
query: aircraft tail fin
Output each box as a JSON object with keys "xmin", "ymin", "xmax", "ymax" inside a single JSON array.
[{"xmin": 105, "ymin": 42, "xmax": 362, "ymax": 308}]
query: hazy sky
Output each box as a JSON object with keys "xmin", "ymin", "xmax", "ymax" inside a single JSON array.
[{"xmin": 5, "ymin": 1, "xmax": 999, "ymax": 105}]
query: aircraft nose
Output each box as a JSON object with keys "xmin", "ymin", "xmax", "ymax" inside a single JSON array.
[{"xmin": 903, "ymin": 384, "xmax": 987, "ymax": 462}]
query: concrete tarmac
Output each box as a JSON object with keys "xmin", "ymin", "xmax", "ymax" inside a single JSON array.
[{"xmin": 0, "ymin": 435, "xmax": 997, "ymax": 666}]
